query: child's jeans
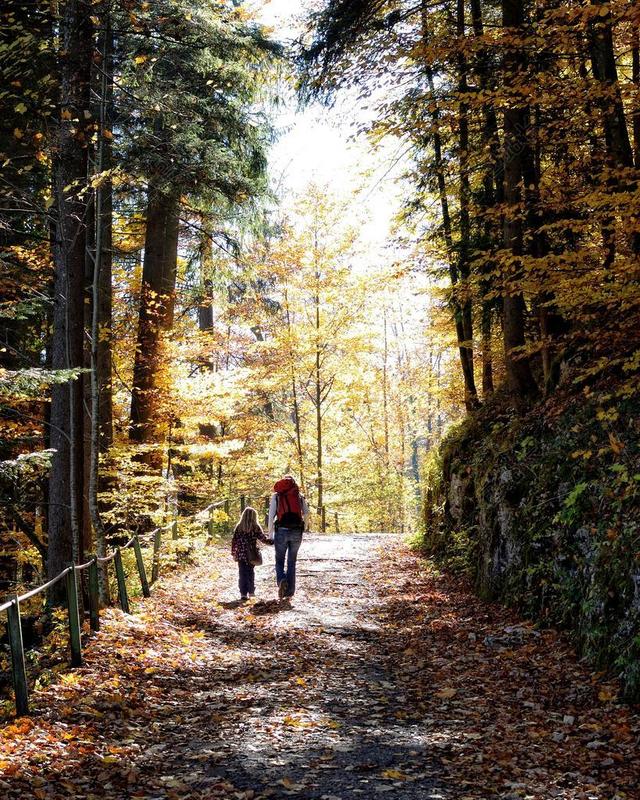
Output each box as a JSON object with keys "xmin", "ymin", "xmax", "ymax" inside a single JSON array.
[{"xmin": 238, "ymin": 560, "xmax": 255, "ymax": 596}]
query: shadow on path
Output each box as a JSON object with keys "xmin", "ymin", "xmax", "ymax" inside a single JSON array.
[{"xmin": 0, "ymin": 534, "xmax": 637, "ymax": 800}]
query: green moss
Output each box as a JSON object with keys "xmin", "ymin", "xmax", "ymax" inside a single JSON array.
[{"xmin": 422, "ymin": 390, "xmax": 640, "ymax": 700}]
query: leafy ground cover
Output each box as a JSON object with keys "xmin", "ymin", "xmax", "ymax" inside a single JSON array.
[
  {"xmin": 1, "ymin": 535, "xmax": 638, "ymax": 799},
  {"xmin": 425, "ymin": 390, "xmax": 640, "ymax": 699}
]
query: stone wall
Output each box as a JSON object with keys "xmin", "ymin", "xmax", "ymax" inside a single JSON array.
[{"xmin": 424, "ymin": 395, "xmax": 640, "ymax": 700}]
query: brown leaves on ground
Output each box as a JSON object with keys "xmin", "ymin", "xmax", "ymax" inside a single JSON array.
[
  {"xmin": 0, "ymin": 535, "xmax": 638, "ymax": 799},
  {"xmin": 377, "ymin": 559, "xmax": 639, "ymax": 799}
]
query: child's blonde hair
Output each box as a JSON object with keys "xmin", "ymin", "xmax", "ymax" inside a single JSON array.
[{"xmin": 236, "ymin": 506, "xmax": 261, "ymax": 534}]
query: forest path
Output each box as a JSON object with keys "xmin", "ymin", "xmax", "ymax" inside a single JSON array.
[{"xmin": 1, "ymin": 534, "xmax": 638, "ymax": 799}]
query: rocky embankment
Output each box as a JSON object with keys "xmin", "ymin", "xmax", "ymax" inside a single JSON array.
[{"xmin": 423, "ymin": 392, "xmax": 640, "ymax": 700}]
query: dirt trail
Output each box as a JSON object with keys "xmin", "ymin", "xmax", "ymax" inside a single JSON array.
[{"xmin": 1, "ymin": 534, "xmax": 638, "ymax": 799}]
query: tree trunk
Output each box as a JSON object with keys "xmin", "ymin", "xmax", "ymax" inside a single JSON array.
[
  {"xmin": 382, "ymin": 311, "xmax": 390, "ymax": 465},
  {"xmin": 578, "ymin": 52, "xmax": 617, "ymax": 271},
  {"xmin": 500, "ymin": 0, "xmax": 538, "ymax": 399},
  {"xmin": 197, "ymin": 227, "xmax": 219, "ymax": 443},
  {"xmin": 588, "ymin": 4, "xmax": 634, "ymax": 170},
  {"xmin": 420, "ymin": 3, "xmax": 478, "ymax": 411},
  {"xmin": 198, "ymin": 300, "xmax": 214, "ymax": 335},
  {"xmin": 88, "ymin": 12, "xmax": 114, "ymax": 603},
  {"xmin": 633, "ymin": 33, "xmax": 640, "ymax": 169},
  {"xmin": 314, "ymin": 280, "xmax": 323, "ymax": 524},
  {"xmin": 456, "ymin": 0, "xmax": 477, "ymax": 409},
  {"xmin": 396, "ymin": 394, "xmax": 406, "ymax": 535},
  {"xmin": 292, "ymin": 366, "xmax": 305, "ymax": 493},
  {"xmin": 284, "ymin": 289, "xmax": 306, "ymax": 494},
  {"xmin": 481, "ymin": 302, "xmax": 494, "ymax": 396},
  {"xmin": 198, "ymin": 224, "xmax": 215, "ymax": 347},
  {"xmin": 48, "ymin": 1, "xmax": 93, "ymax": 596},
  {"xmin": 129, "ymin": 188, "xmax": 179, "ymax": 457},
  {"xmin": 470, "ymin": 0, "xmax": 499, "ymax": 399},
  {"xmin": 470, "ymin": 0, "xmax": 503, "ymax": 206},
  {"xmin": 588, "ymin": 0, "xmax": 639, "ymax": 255},
  {"xmin": 82, "ymin": 171, "xmax": 95, "ymax": 563},
  {"xmin": 98, "ymin": 16, "xmax": 114, "ymax": 451}
]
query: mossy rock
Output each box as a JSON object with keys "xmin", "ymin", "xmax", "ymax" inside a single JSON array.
[{"xmin": 422, "ymin": 388, "xmax": 640, "ymax": 699}]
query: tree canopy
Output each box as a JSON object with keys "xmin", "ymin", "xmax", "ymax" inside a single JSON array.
[{"xmin": 1, "ymin": 0, "xmax": 640, "ymax": 706}]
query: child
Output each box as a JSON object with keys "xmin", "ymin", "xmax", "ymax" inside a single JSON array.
[{"xmin": 231, "ymin": 506, "xmax": 273, "ymax": 600}]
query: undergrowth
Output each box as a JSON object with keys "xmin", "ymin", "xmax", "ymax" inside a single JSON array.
[{"xmin": 422, "ymin": 378, "xmax": 640, "ymax": 700}]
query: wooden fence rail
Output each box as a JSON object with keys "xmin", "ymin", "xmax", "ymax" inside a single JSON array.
[
  {"xmin": 1, "ymin": 494, "xmax": 345, "ymax": 718},
  {"xmin": 0, "ymin": 498, "xmax": 230, "ymax": 718}
]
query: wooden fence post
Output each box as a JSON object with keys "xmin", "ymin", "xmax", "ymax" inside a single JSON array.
[
  {"xmin": 172, "ymin": 519, "xmax": 178, "ymax": 540},
  {"xmin": 224, "ymin": 499, "xmax": 230, "ymax": 535},
  {"xmin": 207, "ymin": 507, "xmax": 214, "ymax": 540},
  {"xmin": 88, "ymin": 558, "xmax": 100, "ymax": 631},
  {"xmin": 114, "ymin": 549, "xmax": 130, "ymax": 614},
  {"xmin": 334, "ymin": 512, "xmax": 340, "ymax": 533},
  {"xmin": 151, "ymin": 528, "xmax": 162, "ymax": 584},
  {"xmin": 264, "ymin": 495, "xmax": 270, "ymax": 528},
  {"xmin": 6, "ymin": 597, "xmax": 29, "ymax": 716},
  {"xmin": 240, "ymin": 495, "xmax": 246, "ymax": 512},
  {"xmin": 321, "ymin": 506, "xmax": 326, "ymax": 533},
  {"xmin": 66, "ymin": 566, "xmax": 83, "ymax": 667},
  {"xmin": 132, "ymin": 537, "xmax": 150, "ymax": 598}
]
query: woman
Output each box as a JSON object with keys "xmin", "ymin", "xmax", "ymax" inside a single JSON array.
[{"xmin": 268, "ymin": 475, "xmax": 309, "ymax": 599}]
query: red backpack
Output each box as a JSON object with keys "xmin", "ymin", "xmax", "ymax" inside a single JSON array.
[{"xmin": 274, "ymin": 477, "xmax": 304, "ymax": 529}]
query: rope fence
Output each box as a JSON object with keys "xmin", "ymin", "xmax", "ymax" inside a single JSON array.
[
  {"xmin": 1, "ymin": 497, "xmax": 231, "ymax": 718},
  {"xmin": 1, "ymin": 493, "xmax": 344, "ymax": 718}
]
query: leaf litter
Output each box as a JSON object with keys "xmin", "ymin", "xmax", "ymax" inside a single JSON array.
[{"xmin": 1, "ymin": 534, "xmax": 638, "ymax": 799}]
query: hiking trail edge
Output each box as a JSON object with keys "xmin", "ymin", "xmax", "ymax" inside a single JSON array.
[{"xmin": 1, "ymin": 534, "xmax": 638, "ymax": 799}]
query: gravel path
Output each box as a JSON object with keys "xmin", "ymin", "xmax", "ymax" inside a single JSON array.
[
  {"xmin": 180, "ymin": 533, "xmax": 447, "ymax": 799},
  {"xmin": 1, "ymin": 533, "xmax": 638, "ymax": 800}
]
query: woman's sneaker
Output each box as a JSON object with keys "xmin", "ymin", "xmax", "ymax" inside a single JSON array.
[{"xmin": 278, "ymin": 579, "xmax": 288, "ymax": 600}]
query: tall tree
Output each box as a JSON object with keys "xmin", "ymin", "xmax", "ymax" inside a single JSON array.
[
  {"xmin": 88, "ymin": 5, "xmax": 115, "ymax": 600},
  {"xmin": 454, "ymin": 0, "xmax": 478, "ymax": 409},
  {"xmin": 96, "ymin": 9, "xmax": 114, "ymax": 451},
  {"xmin": 499, "ymin": 0, "xmax": 539, "ymax": 398},
  {"xmin": 48, "ymin": 1, "xmax": 93, "ymax": 585},
  {"xmin": 124, "ymin": 1, "xmax": 277, "ymax": 458},
  {"xmin": 587, "ymin": 0, "xmax": 639, "ymax": 255},
  {"xmin": 419, "ymin": 1, "xmax": 478, "ymax": 411},
  {"xmin": 129, "ymin": 181, "xmax": 180, "ymax": 453}
]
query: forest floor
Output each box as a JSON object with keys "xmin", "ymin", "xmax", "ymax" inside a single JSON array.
[{"xmin": 0, "ymin": 534, "xmax": 639, "ymax": 800}]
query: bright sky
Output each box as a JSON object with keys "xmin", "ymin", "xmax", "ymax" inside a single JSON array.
[
  {"xmin": 250, "ymin": 0, "xmax": 437, "ymax": 352},
  {"xmin": 253, "ymin": 0, "xmax": 406, "ymax": 261}
]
